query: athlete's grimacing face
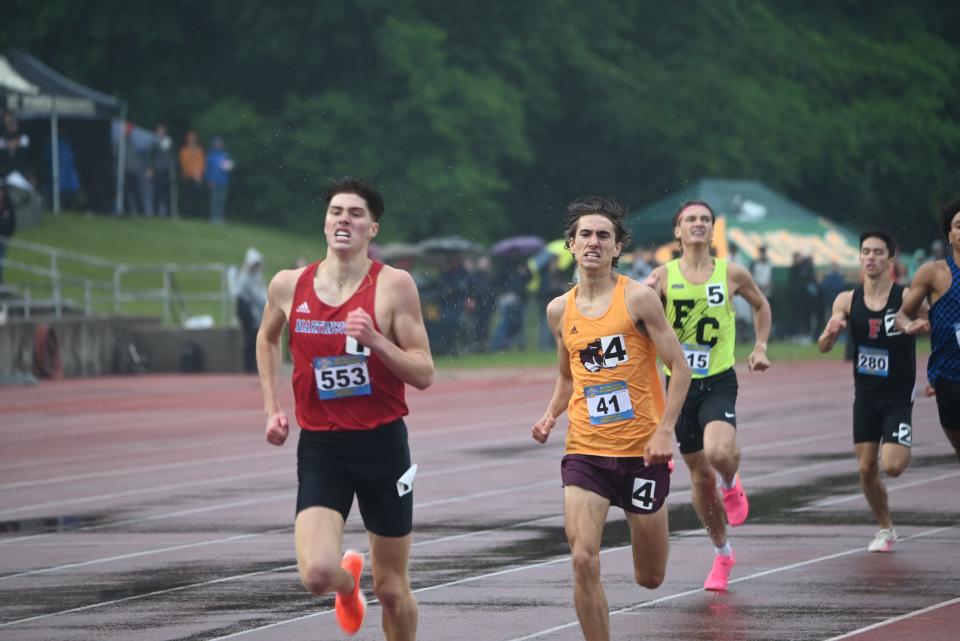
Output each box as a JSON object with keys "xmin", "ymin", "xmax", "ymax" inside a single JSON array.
[
  {"xmin": 859, "ymin": 237, "xmax": 890, "ymax": 278},
  {"xmin": 570, "ymin": 214, "xmax": 621, "ymax": 269},
  {"xmin": 324, "ymin": 193, "xmax": 379, "ymax": 251},
  {"xmin": 674, "ymin": 205, "xmax": 714, "ymax": 246}
]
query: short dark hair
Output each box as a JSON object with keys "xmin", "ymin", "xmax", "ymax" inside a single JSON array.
[
  {"xmin": 673, "ymin": 200, "xmax": 717, "ymax": 227},
  {"xmin": 940, "ymin": 197, "xmax": 960, "ymax": 239},
  {"xmin": 563, "ymin": 196, "xmax": 630, "ymax": 268},
  {"xmin": 324, "ymin": 177, "xmax": 384, "ymax": 221},
  {"xmin": 860, "ymin": 230, "xmax": 896, "ymax": 257}
]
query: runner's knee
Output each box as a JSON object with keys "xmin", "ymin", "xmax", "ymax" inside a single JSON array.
[
  {"xmin": 300, "ymin": 560, "xmax": 340, "ymax": 596},
  {"xmin": 634, "ymin": 567, "xmax": 664, "ymax": 589},
  {"xmin": 881, "ymin": 460, "xmax": 907, "ymax": 478},
  {"xmin": 571, "ymin": 548, "xmax": 601, "ymax": 583},
  {"xmin": 373, "ymin": 574, "xmax": 412, "ymax": 611},
  {"xmin": 858, "ymin": 458, "xmax": 879, "ymax": 480}
]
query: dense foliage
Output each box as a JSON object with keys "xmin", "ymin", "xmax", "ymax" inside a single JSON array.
[{"xmin": 3, "ymin": 0, "xmax": 958, "ymax": 248}]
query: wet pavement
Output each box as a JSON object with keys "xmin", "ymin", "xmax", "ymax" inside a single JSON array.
[{"xmin": 1, "ymin": 361, "xmax": 958, "ymax": 640}]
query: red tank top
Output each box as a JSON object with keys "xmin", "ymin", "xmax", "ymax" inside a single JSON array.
[{"xmin": 288, "ymin": 260, "xmax": 408, "ymax": 431}]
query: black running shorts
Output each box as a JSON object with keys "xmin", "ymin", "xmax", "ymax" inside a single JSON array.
[
  {"xmin": 934, "ymin": 378, "xmax": 960, "ymax": 430},
  {"xmin": 296, "ymin": 418, "xmax": 414, "ymax": 537},
  {"xmin": 668, "ymin": 368, "xmax": 739, "ymax": 455},
  {"xmin": 852, "ymin": 395, "xmax": 913, "ymax": 446}
]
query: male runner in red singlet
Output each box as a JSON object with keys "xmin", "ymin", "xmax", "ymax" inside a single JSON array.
[
  {"xmin": 257, "ymin": 177, "xmax": 433, "ymax": 640},
  {"xmin": 532, "ymin": 196, "xmax": 690, "ymax": 641}
]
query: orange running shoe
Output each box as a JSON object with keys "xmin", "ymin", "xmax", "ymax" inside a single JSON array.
[{"xmin": 335, "ymin": 549, "xmax": 366, "ymax": 635}]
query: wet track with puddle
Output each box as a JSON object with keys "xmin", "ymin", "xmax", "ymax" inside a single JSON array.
[{"xmin": 1, "ymin": 361, "xmax": 958, "ymax": 640}]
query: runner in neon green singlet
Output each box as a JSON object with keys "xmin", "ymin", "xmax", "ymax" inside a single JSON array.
[
  {"xmin": 645, "ymin": 200, "xmax": 772, "ymax": 593},
  {"xmin": 663, "ymin": 257, "xmax": 736, "ymax": 378}
]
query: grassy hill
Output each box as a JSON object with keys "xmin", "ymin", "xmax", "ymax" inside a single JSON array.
[
  {"xmin": 15, "ymin": 211, "xmax": 323, "ymax": 273},
  {"xmin": 8, "ymin": 211, "xmax": 837, "ymax": 366},
  {"xmin": 8, "ymin": 211, "xmax": 324, "ymax": 323}
]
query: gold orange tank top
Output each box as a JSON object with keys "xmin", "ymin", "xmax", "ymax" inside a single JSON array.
[{"xmin": 563, "ymin": 275, "xmax": 666, "ymax": 456}]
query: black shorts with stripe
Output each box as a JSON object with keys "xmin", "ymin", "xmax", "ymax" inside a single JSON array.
[
  {"xmin": 852, "ymin": 395, "xmax": 913, "ymax": 446},
  {"xmin": 296, "ymin": 418, "xmax": 413, "ymax": 537},
  {"xmin": 668, "ymin": 368, "xmax": 739, "ymax": 455}
]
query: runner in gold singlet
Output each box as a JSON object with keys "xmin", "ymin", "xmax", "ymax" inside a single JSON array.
[{"xmin": 532, "ymin": 196, "xmax": 690, "ymax": 641}]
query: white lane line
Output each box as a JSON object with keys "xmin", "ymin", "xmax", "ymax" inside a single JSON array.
[
  {"xmin": 4, "ymin": 464, "xmax": 955, "ymax": 628},
  {"xmin": 0, "ymin": 529, "xmax": 287, "ymax": 582},
  {"xmin": 0, "ymin": 562, "xmax": 300, "ymax": 629},
  {"xmin": 502, "ymin": 526, "xmax": 958, "ymax": 641},
  {"xmin": 0, "ymin": 417, "xmax": 851, "ymax": 517},
  {"xmin": 0, "ymin": 450, "xmax": 289, "ymax": 491},
  {"xmin": 0, "ymin": 450, "xmax": 556, "ymax": 519},
  {"xmin": 0, "ymin": 428, "xmax": 547, "ymax": 491},
  {"xmin": 0, "ymin": 510, "xmax": 571, "ymax": 628},
  {"xmin": 0, "ymin": 469, "xmax": 284, "ymax": 518},
  {"xmin": 797, "ymin": 470, "xmax": 960, "ymax": 509},
  {"xmin": 0, "ymin": 478, "xmax": 557, "ymax": 582},
  {"xmin": 821, "ymin": 595, "xmax": 960, "ymax": 641},
  {"xmin": 0, "ymin": 433, "xmax": 266, "ymax": 473}
]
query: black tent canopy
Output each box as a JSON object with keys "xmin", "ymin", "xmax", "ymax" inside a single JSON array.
[{"xmin": 0, "ymin": 49, "xmax": 125, "ymax": 215}]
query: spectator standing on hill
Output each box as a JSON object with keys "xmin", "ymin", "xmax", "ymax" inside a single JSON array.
[
  {"xmin": 489, "ymin": 255, "xmax": 530, "ymax": 351},
  {"xmin": 0, "ymin": 183, "xmax": 15, "ymax": 283},
  {"xmin": 230, "ymin": 247, "xmax": 268, "ymax": 373},
  {"xmin": 122, "ymin": 123, "xmax": 146, "ymax": 215},
  {"xmin": 206, "ymin": 137, "xmax": 234, "ymax": 224},
  {"xmin": 152, "ymin": 123, "xmax": 175, "ymax": 217},
  {"xmin": 179, "ymin": 130, "xmax": 205, "ymax": 216}
]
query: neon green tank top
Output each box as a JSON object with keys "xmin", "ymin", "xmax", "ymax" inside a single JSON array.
[{"xmin": 663, "ymin": 258, "xmax": 736, "ymax": 378}]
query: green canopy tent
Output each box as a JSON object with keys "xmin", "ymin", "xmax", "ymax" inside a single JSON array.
[{"xmin": 626, "ymin": 178, "xmax": 861, "ymax": 269}]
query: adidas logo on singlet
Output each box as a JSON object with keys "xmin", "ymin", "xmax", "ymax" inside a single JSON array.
[
  {"xmin": 296, "ymin": 301, "xmax": 310, "ymax": 314},
  {"xmin": 570, "ymin": 325, "xmax": 578, "ymax": 334}
]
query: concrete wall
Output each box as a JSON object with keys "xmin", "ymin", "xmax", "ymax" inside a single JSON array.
[
  {"xmin": 129, "ymin": 325, "xmax": 243, "ymax": 373},
  {"xmin": 0, "ymin": 317, "xmax": 244, "ymax": 378}
]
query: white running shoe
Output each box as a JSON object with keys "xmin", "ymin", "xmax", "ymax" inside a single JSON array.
[{"xmin": 867, "ymin": 528, "xmax": 897, "ymax": 553}]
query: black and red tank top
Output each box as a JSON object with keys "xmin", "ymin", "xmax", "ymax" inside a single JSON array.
[
  {"xmin": 849, "ymin": 283, "xmax": 915, "ymax": 402},
  {"xmin": 288, "ymin": 260, "xmax": 408, "ymax": 431}
]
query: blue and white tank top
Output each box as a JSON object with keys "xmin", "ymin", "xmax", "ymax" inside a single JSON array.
[{"xmin": 928, "ymin": 255, "xmax": 960, "ymax": 385}]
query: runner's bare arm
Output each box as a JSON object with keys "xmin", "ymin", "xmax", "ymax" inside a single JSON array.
[
  {"xmin": 729, "ymin": 262, "xmax": 772, "ymax": 371},
  {"xmin": 643, "ymin": 264, "xmax": 667, "ymax": 302},
  {"xmin": 818, "ymin": 290, "xmax": 853, "ymax": 353},
  {"xmin": 628, "ymin": 283, "xmax": 689, "ymax": 462},
  {"xmin": 532, "ymin": 296, "xmax": 573, "ymax": 444},
  {"xmin": 346, "ymin": 267, "xmax": 434, "ymax": 390},
  {"xmin": 895, "ymin": 264, "xmax": 935, "ymax": 334},
  {"xmin": 257, "ymin": 270, "xmax": 296, "ymax": 446}
]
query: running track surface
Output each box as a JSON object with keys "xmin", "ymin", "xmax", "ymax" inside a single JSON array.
[{"xmin": 1, "ymin": 360, "xmax": 958, "ymax": 641}]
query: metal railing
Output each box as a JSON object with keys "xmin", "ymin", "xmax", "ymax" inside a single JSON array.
[{"xmin": 0, "ymin": 237, "xmax": 232, "ymax": 324}]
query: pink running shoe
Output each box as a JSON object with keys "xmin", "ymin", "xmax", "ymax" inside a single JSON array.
[
  {"xmin": 704, "ymin": 551, "xmax": 735, "ymax": 591},
  {"xmin": 335, "ymin": 549, "xmax": 367, "ymax": 636},
  {"xmin": 722, "ymin": 473, "xmax": 749, "ymax": 527}
]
